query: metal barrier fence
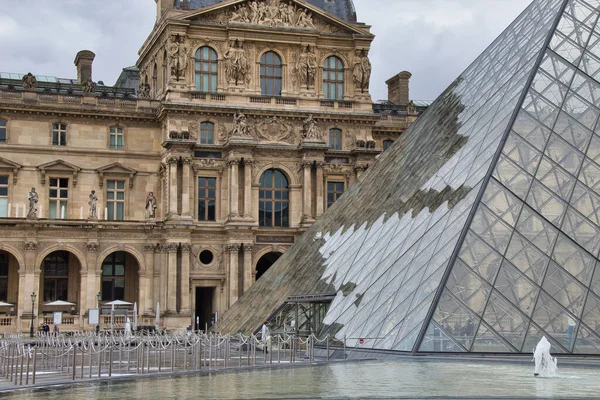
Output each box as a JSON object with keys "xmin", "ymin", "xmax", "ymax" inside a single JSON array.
[{"xmin": 0, "ymin": 331, "xmax": 339, "ymax": 387}]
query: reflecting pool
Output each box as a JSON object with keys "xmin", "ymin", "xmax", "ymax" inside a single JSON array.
[{"xmin": 4, "ymin": 360, "xmax": 599, "ymax": 399}]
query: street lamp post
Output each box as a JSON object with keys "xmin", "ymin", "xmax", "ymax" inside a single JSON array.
[{"xmin": 29, "ymin": 292, "xmax": 36, "ymax": 338}]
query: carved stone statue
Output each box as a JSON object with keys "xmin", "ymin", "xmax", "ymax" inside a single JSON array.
[
  {"xmin": 138, "ymin": 82, "xmax": 151, "ymax": 98},
  {"xmin": 231, "ymin": 111, "xmax": 251, "ymax": 137},
  {"xmin": 353, "ymin": 49, "xmax": 372, "ymax": 92},
  {"xmin": 224, "ymin": 40, "xmax": 249, "ymax": 85},
  {"xmin": 82, "ymin": 78, "xmax": 97, "ymax": 93},
  {"xmin": 88, "ymin": 190, "xmax": 98, "ymax": 219},
  {"xmin": 27, "ymin": 188, "xmax": 38, "ymax": 219},
  {"xmin": 229, "ymin": 0, "xmax": 315, "ymax": 29},
  {"xmin": 22, "ymin": 73, "xmax": 37, "ymax": 90},
  {"xmin": 406, "ymin": 100, "xmax": 417, "ymax": 114},
  {"xmin": 145, "ymin": 192, "xmax": 157, "ymax": 219},
  {"xmin": 168, "ymin": 38, "xmax": 189, "ymax": 80},
  {"xmin": 302, "ymin": 114, "xmax": 321, "ymax": 140}
]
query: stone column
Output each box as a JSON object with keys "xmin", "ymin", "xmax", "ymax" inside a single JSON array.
[
  {"xmin": 302, "ymin": 161, "xmax": 312, "ymax": 220},
  {"xmin": 84, "ymin": 242, "xmax": 99, "ymax": 311},
  {"xmin": 228, "ymin": 159, "xmax": 240, "ymax": 218},
  {"xmin": 242, "ymin": 244, "xmax": 253, "ymax": 293},
  {"xmin": 165, "ymin": 243, "xmax": 178, "ymax": 312},
  {"xmin": 227, "ymin": 244, "xmax": 241, "ymax": 306},
  {"xmin": 154, "ymin": 246, "xmax": 164, "ymax": 314},
  {"xmin": 315, "ymin": 162, "xmax": 325, "ymax": 217},
  {"xmin": 180, "ymin": 244, "xmax": 191, "ymax": 314},
  {"xmin": 216, "ymin": 169, "xmax": 224, "ymax": 221},
  {"xmin": 143, "ymin": 244, "xmax": 156, "ymax": 313},
  {"xmin": 22, "ymin": 242, "xmax": 38, "ymax": 327},
  {"xmin": 181, "ymin": 157, "xmax": 192, "ymax": 218},
  {"xmin": 243, "ymin": 160, "xmax": 253, "ymax": 218},
  {"xmin": 167, "ymin": 157, "xmax": 179, "ymax": 218}
]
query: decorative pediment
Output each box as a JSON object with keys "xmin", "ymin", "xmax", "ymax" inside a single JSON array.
[
  {"xmin": 180, "ymin": 0, "xmax": 369, "ymax": 36},
  {"xmin": 96, "ymin": 162, "xmax": 138, "ymax": 189},
  {"xmin": 0, "ymin": 157, "xmax": 21, "ymax": 183},
  {"xmin": 37, "ymin": 160, "xmax": 81, "ymax": 186}
]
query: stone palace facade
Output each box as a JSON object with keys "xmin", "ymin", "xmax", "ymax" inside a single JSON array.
[{"xmin": 0, "ymin": 0, "xmax": 422, "ymax": 332}]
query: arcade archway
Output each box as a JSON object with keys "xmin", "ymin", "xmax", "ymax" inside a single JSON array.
[{"xmin": 255, "ymin": 251, "xmax": 283, "ymax": 280}]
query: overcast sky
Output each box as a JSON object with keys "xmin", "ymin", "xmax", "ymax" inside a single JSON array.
[{"xmin": 0, "ymin": 0, "xmax": 528, "ymax": 101}]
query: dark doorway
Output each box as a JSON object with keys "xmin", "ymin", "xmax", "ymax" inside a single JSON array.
[
  {"xmin": 195, "ymin": 287, "xmax": 214, "ymax": 332},
  {"xmin": 256, "ymin": 251, "xmax": 283, "ymax": 280}
]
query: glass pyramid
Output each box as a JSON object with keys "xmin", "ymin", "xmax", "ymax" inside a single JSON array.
[{"xmin": 220, "ymin": 0, "xmax": 600, "ymax": 355}]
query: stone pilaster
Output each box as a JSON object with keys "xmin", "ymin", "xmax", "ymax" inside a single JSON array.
[
  {"xmin": 242, "ymin": 243, "xmax": 253, "ymax": 293},
  {"xmin": 226, "ymin": 244, "xmax": 241, "ymax": 306},
  {"xmin": 243, "ymin": 159, "xmax": 253, "ymax": 219},
  {"xmin": 181, "ymin": 157, "xmax": 192, "ymax": 218},
  {"xmin": 180, "ymin": 243, "xmax": 191, "ymax": 314},
  {"xmin": 315, "ymin": 161, "xmax": 325, "ymax": 217},
  {"xmin": 167, "ymin": 157, "xmax": 179, "ymax": 218},
  {"xmin": 228, "ymin": 159, "xmax": 240, "ymax": 219},
  {"xmin": 164, "ymin": 243, "xmax": 179, "ymax": 313},
  {"xmin": 143, "ymin": 243, "xmax": 156, "ymax": 313},
  {"xmin": 302, "ymin": 160, "xmax": 314, "ymax": 224}
]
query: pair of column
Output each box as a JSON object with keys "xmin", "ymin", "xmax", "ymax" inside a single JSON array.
[
  {"xmin": 167, "ymin": 156, "xmax": 192, "ymax": 218},
  {"xmin": 228, "ymin": 159, "xmax": 253, "ymax": 218},
  {"xmin": 302, "ymin": 161, "xmax": 325, "ymax": 220},
  {"xmin": 227, "ymin": 243, "xmax": 254, "ymax": 306}
]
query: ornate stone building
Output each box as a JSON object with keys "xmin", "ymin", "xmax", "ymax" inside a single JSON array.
[{"xmin": 0, "ymin": 0, "xmax": 422, "ymax": 332}]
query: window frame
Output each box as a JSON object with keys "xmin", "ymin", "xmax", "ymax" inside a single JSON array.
[
  {"xmin": 195, "ymin": 46, "xmax": 219, "ymax": 93},
  {"xmin": 327, "ymin": 181, "xmax": 345, "ymax": 208},
  {"xmin": 106, "ymin": 179, "xmax": 126, "ymax": 221},
  {"xmin": 51, "ymin": 122, "xmax": 67, "ymax": 146},
  {"xmin": 329, "ymin": 128, "xmax": 342, "ymax": 150},
  {"xmin": 259, "ymin": 169, "xmax": 289, "ymax": 227},
  {"xmin": 0, "ymin": 119, "xmax": 6, "ymax": 143},
  {"xmin": 260, "ymin": 51, "xmax": 283, "ymax": 96},
  {"xmin": 101, "ymin": 252, "xmax": 126, "ymax": 301},
  {"xmin": 383, "ymin": 140, "xmax": 394, "ymax": 151},
  {"xmin": 0, "ymin": 175, "xmax": 8, "ymax": 218},
  {"xmin": 197, "ymin": 176, "xmax": 217, "ymax": 221},
  {"xmin": 48, "ymin": 177, "xmax": 69, "ymax": 219},
  {"xmin": 0, "ymin": 253, "xmax": 8, "ymax": 302},
  {"xmin": 323, "ymin": 56, "xmax": 344, "ymax": 100},
  {"xmin": 43, "ymin": 251, "xmax": 69, "ymax": 302},
  {"xmin": 109, "ymin": 126, "xmax": 125, "ymax": 150},
  {"xmin": 200, "ymin": 121, "xmax": 215, "ymax": 145}
]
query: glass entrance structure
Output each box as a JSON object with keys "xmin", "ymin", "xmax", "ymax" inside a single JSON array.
[{"xmin": 220, "ymin": 0, "xmax": 600, "ymax": 355}]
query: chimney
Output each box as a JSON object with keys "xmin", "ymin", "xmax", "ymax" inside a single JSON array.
[
  {"xmin": 74, "ymin": 50, "xmax": 95, "ymax": 84},
  {"xmin": 155, "ymin": 0, "xmax": 176, "ymax": 20},
  {"xmin": 385, "ymin": 71, "xmax": 412, "ymax": 106}
]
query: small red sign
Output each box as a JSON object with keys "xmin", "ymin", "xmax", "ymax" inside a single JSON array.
[{"xmin": 359, "ymin": 338, "xmax": 364, "ymax": 345}]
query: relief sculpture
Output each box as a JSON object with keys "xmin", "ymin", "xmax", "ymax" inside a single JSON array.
[
  {"xmin": 230, "ymin": 0, "xmax": 316, "ymax": 29},
  {"xmin": 224, "ymin": 40, "xmax": 250, "ymax": 85},
  {"xmin": 254, "ymin": 116, "xmax": 296, "ymax": 144}
]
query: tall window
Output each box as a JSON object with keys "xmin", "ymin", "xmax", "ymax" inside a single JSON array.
[
  {"xmin": 49, "ymin": 178, "xmax": 68, "ymax": 219},
  {"xmin": 323, "ymin": 56, "xmax": 344, "ymax": 100},
  {"xmin": 43, "ymin": 251, "xmax": 69, "ymax": 302},
  {"xmin": 259, "ymin": 169, "xmax": 289, "ymax": 227},
  {"xmin": 102, "ymin": 252, "xmax": 125, "ymax": 301},
  {"xmin": 198, "ymin": 177, "xmax": 216, "ymax": 221},
  {"xmin": 383, "ymin": 140, "xmax": 394, "ymax": 151},
  {"xmin": 0, "ymin": 253, "xmax": 8, "ymax": 302},
  {"xmin": 260, "ymin": 52, "xmax": 282, "ymax": 96},
  {"xmin": 329, "ymin": 128, "xmax": 342, "ymax": 150},
  {"xmin": 200, "ymin": 122, "xmax": 214, "ymax": 144},
  {"xmin": 195, "ymin": 47, "xmax": 218, "ymax": 92},
  {"xmin": 0, "ymin": 120, "xmax": 6, "ymax": 143},
  {"xmin": 327, "ymin": 182, "xmax": 345, "ymax": 208},
  {"xmin": 109, "ymin": 126, "xmax": 124, "ymax": 149},
  {"xmin": 0, "ymin": 175, "xmax": 7, "ymax": 218},
  {"xmin": 52, "ymin": 123, "xmax": 67, "ymax": 146},
  {"xmin": 106, "ymin": 180, "xmax": 125, "ymax": 221}
]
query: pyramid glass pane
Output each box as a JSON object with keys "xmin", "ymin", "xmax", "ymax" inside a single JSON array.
[{"xmin": 219, "ymin": 0, "xmax": 600, "ymax": 356}]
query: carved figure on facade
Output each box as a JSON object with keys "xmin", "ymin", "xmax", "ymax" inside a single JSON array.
[
  {"xmin": 88, "ymin": 190, "xmax": 98, "ymax": 219},
  {"xmin": 406, "ymin": 100, "xmax": 417, "ymax": 114},
  {"xmin": 254, "ymin": 115, "xmax": 295, "ymax": 144},
  {"xmin": 294, "ymin": 45, "xmax": 318, "ymax": 89},
  {"xmin": 353, "ymin": 49, "xmax": 372, "ymax": 92},
  {"xmin": 27, "ymin": 187, "xmax": 38, "ymax": 219},
  {"xmin": 301, "ymin": 114, "xmax": 322, "ymax": 141},
  {"xmin": 82, "ymin": 78, "xmax": 97, "ymax": 93},
  {"xmin": 168, "ymin": 37, "xmax": 189, "ymax": 80},
  {"xmin": 138, "ymin": 82, "xmax": 151, "ymax": 98},
  {"xmin": 22, "ymin": 73, "xmax": 37, "ymax": 90},
  {"xmin": 86, "ymin": 243, "xmax": 99, "ymax": 252},
  {"xmin": 229, "ymin": 0, "xmax": 316, "ymax": 29},
  {"xmin": 224, "ymin": 40, "xmax": 250, "ymax": 85},
  {"xmin": 231, "ymin": 111, "xmax": 251, "ymax": 137},
  {"xmin": 145, "ymin": 192, "xmax": 157, "ymax": 219},
  {"xmin": 194, "ymin": 159, "xmax": 223, "ymax": 170},
  {"xmin": 24, "ymin": 242, "xmax": 38, "ymax": 251}
]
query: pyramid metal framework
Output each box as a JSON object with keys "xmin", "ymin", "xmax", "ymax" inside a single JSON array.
[{"xmin": 220, "ymin": 0, "xmax": 600, "ymax": 355}]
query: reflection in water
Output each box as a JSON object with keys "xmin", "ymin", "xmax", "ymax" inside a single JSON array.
[{"xmin": 4, "ymin": 360, "xmax": 599, "ymax": 399}]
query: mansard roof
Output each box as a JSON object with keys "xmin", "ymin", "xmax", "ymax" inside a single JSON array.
[{"xmin": 174, "ymin": 0, "xmax": 357, "ymax": 22}]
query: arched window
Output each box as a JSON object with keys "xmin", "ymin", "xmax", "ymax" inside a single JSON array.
[
  {"xmin": 43, "ymin": 251, "xmax": 69, "ymax": 302},
  {"xmin": 0, "ymin": 120, "xmax": 6, "ymax": 143},
  {"xmin": 383, "ymin": 140, "xmax": 394, "ymax": 151},
  {"xmin": 329, "ymin": 128, "xmax": 342, "ymax": 150},
  {"xmin": 260, "ymin": 52, "xmax": 282, "ymax": 96},
  {"xmin": 323, "ymin": 56, "xmax": 344, "ymax": 100},
  {"xmin": 200, "ymin": 122, "xmax": 214, "ymax": 144},
  {"xmin": 152, "ymin": 63, "xmax": 158, "ymax": 96},
  {"xmin": 259, "ymin": 169, "xmax": 289, "ymax": 227},
  {"xmin": 195, "ymin": 47, "xmax": 218, "ymax": 92},
  {"xmin": 101, "ymin": 252, "xmax": 126, "ymax": 301}
]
